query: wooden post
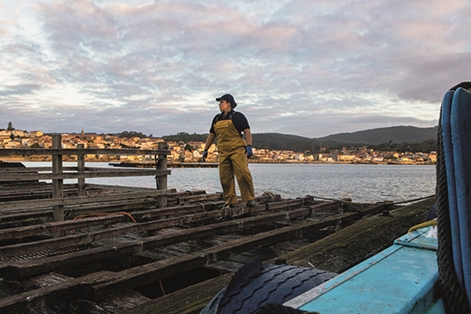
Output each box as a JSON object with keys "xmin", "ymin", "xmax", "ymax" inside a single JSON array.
[
  {"xmin": 77, "ymin": 143, "xmax": 85, "ymax": 196},
  {"xmin": 52, "ymin": 134, "xmax": 64, "ymax": 222},
  {"xmin": 156, "ymin": 142, "xmax": 168, "ymax": 208}
]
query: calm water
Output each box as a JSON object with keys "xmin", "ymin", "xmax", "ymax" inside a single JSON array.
[{"xmin": 23, "ymin": 162, "xmax": 436, "ymax": 203}]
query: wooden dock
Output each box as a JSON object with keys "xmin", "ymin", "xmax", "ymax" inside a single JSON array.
[{"xmin": 0, "ymin": 139, "xmax": 434, "ymax": 313}]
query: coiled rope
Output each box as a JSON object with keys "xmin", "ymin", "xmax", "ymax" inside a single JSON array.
[
  {"xmin": 262, "ymin": 191, "xmax": 276, "ymax": 203},
  {"xmin": 436, "ymin": 93, "xmax": 471, "ymax": 313}
]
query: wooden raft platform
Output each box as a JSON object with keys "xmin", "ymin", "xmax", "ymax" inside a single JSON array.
[
  {"xmin": 0, "ymin": 179, "xmax": 414, "ymax": 314},
  {"xmin": 0, "ymin": 142, "xmax": 434, "ymax": 313}
]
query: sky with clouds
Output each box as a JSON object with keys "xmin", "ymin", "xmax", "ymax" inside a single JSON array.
[{"xmin": 1, "ymin": 0, "xmax": 470, "ymax": 138}]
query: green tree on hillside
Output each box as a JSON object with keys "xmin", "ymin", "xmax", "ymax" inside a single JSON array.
[
  {"xmin": 118, "ymin": 131, "xmax": 147, "ymax": 138},
  {"xmin": 162, "ymin": 132, "xmax": 207, "ymax": 143},
  {"xmin": 7, "ymin": 121, "xmax": 14, "ymax": 130},
  {"xmin": 184, "ymin": 144, "xmax": 194, "ymax": 152}
]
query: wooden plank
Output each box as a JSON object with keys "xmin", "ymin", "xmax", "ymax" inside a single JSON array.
[
  {"xmin": 81, "ymin": 254, "xmax": 209, "ymax": 301},
  {"xmin": 0, "ymin": 208, "xmax": 53, "ymax": 225},
  {"xmin": 0, "ymin": 277, "xmax": 81, "ymax": 313},
  {"xmin": 120, "ymin": 273, "xmax": 233, "ymax": 314},
  {"xmin": 0, "ymin": 189, "xmax": 173, "ymax": 210},
  {"xmin": 0, "ymin": 270, "xmax": 114, "ymax": 313},
  {"xmin": 52, "ymin": 134, "xmax": 64, "ymax": 222},
  {"xmin": 266, "ymin": 198, "xmax": 304, "ymax": 210},
  {"xmin": 84, "ymin": 183, "xmax": 158, "ymax": 192},
  {"xmin": 0, "ymin": 166, "xmax": 76, "ymax": 172},
  {"xmin": 4, "ymin": 244, "xmax": 139, "ymax": 278},
  {"xmin": 77, "ymin": 144, "xmax": 85, "ymax": 196},
  {"xmin": 0, "ymin": 167, "xmax": 143, "ymax": 174},
  {"xmin": 0, "ymin": 148, "xmax": 170, "ymax": 156},
  {"xmin": 0, "ymin": 169, "xmax": 171, "ymax": 182},
  {"xmin": 175, "ymin": 193, "xmax": 222, "ymax": 204},
  {"xmin": 0, "ymin": 184, "xmax": 76, "ymax": 195},
  {"xmin": 0, "ymin": 182, "xmax": 74, "ymax": 190},
  {"xmin": 0, "ymin": 215, "xmax": 130, "ymax": 242},
  {"xmin": 156, "ymin": 142, "xmax": 168, "ymax": 208}
]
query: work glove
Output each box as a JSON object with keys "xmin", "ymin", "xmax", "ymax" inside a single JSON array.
[
  {"xmin": 202, "ymin": 150, "xmax": 208, "ymax": 162},
  {"xmin": 245, "ymin": 145, "xmax": 253, "ymax": 158}
]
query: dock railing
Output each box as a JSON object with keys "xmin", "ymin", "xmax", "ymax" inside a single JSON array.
[{"xmin": 0, "ymin": 134, "xmax": 170, "ymax": 222}]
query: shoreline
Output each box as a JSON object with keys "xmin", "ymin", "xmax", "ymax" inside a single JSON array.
[{"xmin": 1, "ymin": 156, "xmax": 436, "ymax": 166}]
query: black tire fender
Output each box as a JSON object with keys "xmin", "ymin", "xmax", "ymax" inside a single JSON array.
[{"xmin": 200, "ymin": 256, "xmax": 336, "ymax": 314}]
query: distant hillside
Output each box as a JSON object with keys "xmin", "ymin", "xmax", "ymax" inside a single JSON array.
[
  {"xmin": 161, "ymin": 126, "xmax": 438, "ymax": 152},
  {"xmin": 317, "ymin": 126, "xmax": 438, "ymax": 145},
  {"xmin": 253, "ymin": 133, "xmax": 319, "ymax": 152}
]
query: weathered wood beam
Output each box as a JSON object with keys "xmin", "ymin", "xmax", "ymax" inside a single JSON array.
[
  {"xmin": 2, "ymin": 244, "xmax": 139, "ymax": 279},
  {"xmin": 83, "ymin": 183, "xmax": 157, "ymax": 192},
  {"xmin": 156, "ymin": 142, "xmax": 168, "ymax": 208},
  {"xmin": 77, "ymin": 143, "xmax": 85, "ymax": 196},
  {"xmin": 0, "ymin": 170, "xmax": 171, "ymax": 182},
  {"xmin": 0, "ymin": 167, "xmax": 76, "ymax": 172},
  {"xmin": 119, "ymin": 273, "xmax": 233, "ymax": 314},
  {"xmin": 0, "ymin": 148, "xmax": 170, "ymax": 156},
  {"xmin": 52, "ymin": 134, "xmax": 64, "ymax": 222},
  {"xmin": 0, "ymin": 189, "xmax": 172, "ymax": 210},
  {"xmin": 0, "ymin": 270, "xmax": 114, "ymax": 313}
]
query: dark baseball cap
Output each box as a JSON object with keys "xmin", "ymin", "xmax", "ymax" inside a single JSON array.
[{"xmin": 216, "ymin": 94, "xmax": 237, "ymax": 108}]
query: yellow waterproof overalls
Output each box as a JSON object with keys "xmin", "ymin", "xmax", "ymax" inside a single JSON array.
[{"xmin": 214, "ymin": 116, "xmax": 255, "ymax": 205}]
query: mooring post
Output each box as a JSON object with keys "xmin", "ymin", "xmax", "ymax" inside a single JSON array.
[
  {"xmin": 77, "ymin": 143, "xmax": 85, "ymax": 196},
  {"xmin": 52, "ymin": 134, "xmax": 64, "ymax": 222},
  {"xmin": 156, "ymin": 142, "xmax": 168, "ymax": 208}
]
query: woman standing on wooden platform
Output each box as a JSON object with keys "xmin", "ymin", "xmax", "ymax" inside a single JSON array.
[{"xmin": 202, "ymin": 94, "xmax": 256, "ymax": 210}]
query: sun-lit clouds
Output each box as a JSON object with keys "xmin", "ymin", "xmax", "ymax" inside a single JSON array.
[{"xmin": 1, "ymin": 0, "xmax": 470, "ymax": 137}]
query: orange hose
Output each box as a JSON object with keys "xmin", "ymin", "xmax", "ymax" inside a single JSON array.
[{"xmin": 73, "ymin": 211, "xmax": 137, "ymax": 223}]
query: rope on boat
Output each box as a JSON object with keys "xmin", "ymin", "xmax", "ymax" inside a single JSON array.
[
  {"xmin": 308, "ymin": 194, "xmax": 434, "ymax": 205},
  {"xmin": 392, "ymin": 195, "xmax": 435, "ymax": 205},
  {"xmin": 436, "ymin": 86, "xmax": 471, "ymax": 313},
  {"xmin": 407, "ymin": 219, "xmax": 437, "ymax": 233}
]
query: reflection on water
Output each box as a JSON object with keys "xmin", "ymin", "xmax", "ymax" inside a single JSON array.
[{"xmin": 22, "ymin": 162, "xmax": 436, "ymax": 203}]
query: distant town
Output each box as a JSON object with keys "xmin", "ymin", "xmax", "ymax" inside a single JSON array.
[{"xmin": 0, "ymin": 128, "xmax": 436, "ymax": 165}]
